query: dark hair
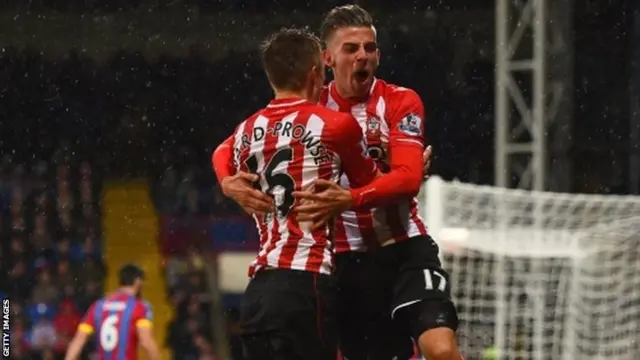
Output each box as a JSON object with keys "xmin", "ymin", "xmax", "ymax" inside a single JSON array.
[
  {"xmin": 260, "ymin": 27, "xmax": 322, "ymax": 92},
  {"xmin": 119, "ymin": 263, "xmax": 145, "ymax": 286},
  {"xmin": 319, "ymin": 5, "xmax": 374, "ymax": 43}
]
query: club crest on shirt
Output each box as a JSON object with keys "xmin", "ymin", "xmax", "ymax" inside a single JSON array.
[
  {"xmin": 398, "ymin": 113, "xmax": 422, "ymax": 136},
  {"xmin": 366, "ymin": 116, "xmax": 382, "ymax": 137}
]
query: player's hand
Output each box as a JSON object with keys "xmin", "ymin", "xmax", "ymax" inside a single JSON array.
[
  {"xmin": 220, "ymin": 172, "xmax": 274, "ymax": 216},
  {"xmin": 292, "ymin": 179, "xmax": 352, "ymax": 232},
  {"xmin": 423, "ymin": 145, "xmax": 432, "ymax": 179}
]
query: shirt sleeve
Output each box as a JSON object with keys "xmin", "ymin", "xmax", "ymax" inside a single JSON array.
[
  {"xmin": 348, "ymin": 90, "xmax": 425, "ymax": 208},
  {"xmin": 388, "ymin": 88, "xmax": 425, "ymax": 149},
  {"xmin": 212, "ymin": 135, "xmax": 236, "ymax": 182},
  {"xmin": 78, "ymin": 303, "xmax": 96, "ymax": 334},
  {"xmin": 330, "ymin": 114, "xmax": 378, "ymax": 187},
  {"xmin": 133, "ymin": 301, "xmax": 153, "ymax": 328}
]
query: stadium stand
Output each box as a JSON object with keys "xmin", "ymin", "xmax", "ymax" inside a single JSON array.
[
  {"xmin": 0, "ymin": 47, "xmax": 266, "ymax": 360},
  {"xmin": 0, "ymin": 157, "xmax": 105, "ymax": 359}
]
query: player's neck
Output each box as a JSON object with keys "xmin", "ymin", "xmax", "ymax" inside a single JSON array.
[
  {"xmin": 119, "ymin": 286, "xmax": 137, "ymax": 296},
  {"xmin": 273, "ymin": 90, "xmax": 307, "ymax": 101},
  {"xmin": 333, "ymin": 81, "xmax": 369, "ymax": 102}
]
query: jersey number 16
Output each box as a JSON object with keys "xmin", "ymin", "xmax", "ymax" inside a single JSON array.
[{"xmin": 245, "ymin": 149, "xmax": 296, "ymax": 218}]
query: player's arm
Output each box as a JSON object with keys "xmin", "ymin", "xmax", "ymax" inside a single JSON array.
[
  {"xmin": 135, "ymin": 302, "xmax": 161, "ymax": 360},
  {"xmin": 64, "ymin": 331, "xmax": 91, "ymax": 360},
  {"xmin": 212, "ymin": 135, "xmax": 236, "ymax": 181},
  {"xmin": 333, "ymin": 114, "xmax": 379, "ymax": 187},
  {"xmin": 64, "ymin": 305, "xmax": 96, "ymax": 360},
  {"xmin": 289, "ymin": 113, "xmax": 378, "ymax": 229},
  {"xmin": 212, "ymin": 134, "xmax": 273, "ymax": 215},
  {"xmin": 293, "ymin": 96, "xmax": 425, "ymax": 220},
  {"xmin": 348, "ymin": 89, "xmax": 426, "ymax": 207},
  {"xmin": 137, "ymin": 326, "xmax": 161, "ymax": 360}
]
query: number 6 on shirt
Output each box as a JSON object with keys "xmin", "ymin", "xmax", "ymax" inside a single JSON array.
[{"xmin": 100, "ymin": 314, "xmax": 119, "ymax": 351}]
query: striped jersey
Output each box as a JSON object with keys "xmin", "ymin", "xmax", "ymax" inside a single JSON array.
[
  {"xmin": 78, "ymin": 291, "xmax": 152, "ymax": 360},
  {"xmin": 319, "ymin": 78, "xmax": 429, "ymax": 253},
  {"xmin": 231, "ymin": 97, "xmax": 378, "ymax": 276}
]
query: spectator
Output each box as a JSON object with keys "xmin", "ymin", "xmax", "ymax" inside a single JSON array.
[
  {"xmin": 77, "ymin": 279, "xmax": 102, "ymax": 312},
  {"xmin": 76, "ymin": 257, "xmax": 105, "ymax": 285},
  {"xmin": 11, "ymin": 338, "xmax": 29, "ymax": 360},
  {"xmin": 27, "ymin": 317, "xmax": 57, "ymax": 352},
  {"xmin": 186, "ymin": 246, "xmax": 205, "ymax": 272},
  {"xmin": 11, "ymin": 301, "xmax": 30, "ymax": 327},
  {"xmin": 183, "ymin": 271, "xmax": 206, "ymax": 298},
  {"xmin": 166, "ymin": 316, "xmax": 200, "ymax": 360},
  {"xmin": 31, "ymin": 269, "xmax": 60, "ymax": 305},
  {"xmin": 227, "ymin": 308, "xmax": 243, "ymax": 360},
  {"xmin": 9, "ymin": 235, "xmax": 27, "ymax": 260},
  {"xmin": 56, "ymin": 237, "xmax": 72, "ymax": 260},
  {"xmin": 54, "ymin": 260, "xmax": 76, "ymax": 296},
  {"xmin": 8, "ymin": 260, "xmax": 32, "ymax": 301},
  {"xmin": 54, "ymin": 299, "xmax": 81, "ymax": 354}
]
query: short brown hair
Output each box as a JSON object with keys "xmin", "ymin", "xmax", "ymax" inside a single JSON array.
[
  {"xmin": 260, "ymin": 28, "xmax": 322, "ymax": 92},
  {"xmin": 319, "ymin": 5, "xmax": 374, "ymax": 43}
]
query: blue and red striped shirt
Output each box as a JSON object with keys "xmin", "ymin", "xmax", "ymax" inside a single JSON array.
[{"xmin": 78, "ymin": 291, "xmax": 152, "ymax": 360}]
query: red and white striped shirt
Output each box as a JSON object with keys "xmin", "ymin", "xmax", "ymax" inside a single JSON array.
[
  {"xmin": 230, "ymin": 98, "xmax": 377, "ymax": 276},
  {"xmin": 319, "ymin": 79, "xmax": 429, "ymax": 253}
]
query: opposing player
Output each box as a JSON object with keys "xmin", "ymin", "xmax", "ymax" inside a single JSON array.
[
  {"xmin": 64, "ymin": 264, "xmax": 160, "ymax": 360},
  {"xmin": 214, "ymin": 5, "xmax": 463, "ymax": 360}
]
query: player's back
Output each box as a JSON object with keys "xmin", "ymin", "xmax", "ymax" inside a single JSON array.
[
  {"xmin": 231, "ymin": 98, "xmax": 358, "ymax": 276},
  {"xmin": 82, "ymin": 291, "xmax": 151, "ymax": 360}
]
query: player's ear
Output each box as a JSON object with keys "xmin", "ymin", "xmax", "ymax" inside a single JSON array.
[
  {"xmin": 308, "ymin": 65, "xmax": 318, "ymax": 83},
  {"xmin": 322, "ymin": 49, "xmax": 334, "ymax": 68},
  {"xmin": 306, "ymin": 66, "xmax": 318, "ymax": 100}
]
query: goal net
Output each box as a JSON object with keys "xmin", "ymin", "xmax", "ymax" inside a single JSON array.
[{"xmin": 420, "ymin": 177, "xmax": 640, "ymax": 360}]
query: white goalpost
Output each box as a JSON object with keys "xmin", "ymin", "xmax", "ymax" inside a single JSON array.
[{"xmin": 421, "ymin": 176, "xmax": 640, "ymax": 360}]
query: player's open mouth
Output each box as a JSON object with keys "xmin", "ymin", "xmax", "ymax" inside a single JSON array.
[{"xmin": 354, "ymin": 70, "xmax": 370, "ymax": 82}]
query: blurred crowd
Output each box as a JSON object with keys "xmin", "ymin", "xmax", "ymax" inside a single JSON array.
[
  {"xmin": 0, "ymin": 155, "xmax": 105, "ymax": 360},
  {"xmin": 152, "ymin": 148, "xmax": 243, "ymax": 217},
  {"xmin": 163, "ymin": 246, "xmax": 213, "ymax": 359},
  {"xmin": 163, "ymin": 246, "xmax": 244, "ymax": 360}
]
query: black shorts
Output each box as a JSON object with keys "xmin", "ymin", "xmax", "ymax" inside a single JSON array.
[
  {"xmin": 240, "ymin": 269, "xmax": 338, "ymax": 360},
  {"xmin": 377, "ymin": 235, "xmax": 460, "ymax": 340},
  {"xmin": 335, "ymin": 251, "xmax": 414, "ymax": 360}
]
